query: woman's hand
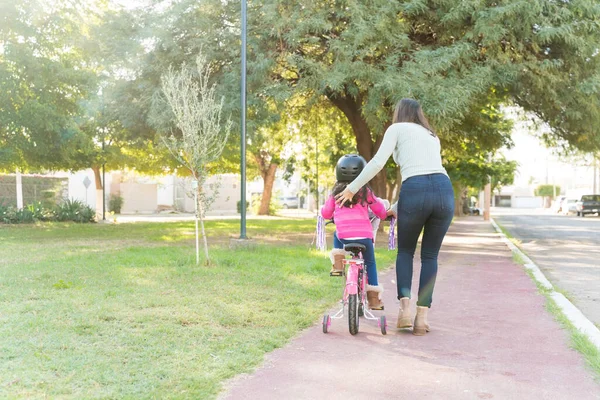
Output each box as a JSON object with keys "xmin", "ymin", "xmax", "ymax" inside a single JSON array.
[{"xmin": 335, "ymin": 188, "xmax": 355, "ymax": 206}]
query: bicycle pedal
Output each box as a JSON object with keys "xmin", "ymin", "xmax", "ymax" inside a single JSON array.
[{"xmin": 329, "ymin": 271, "xmax": 344, "ymax": 277}]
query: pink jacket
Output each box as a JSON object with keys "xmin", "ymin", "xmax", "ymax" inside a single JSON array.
[{"xmin": 321, "ymin": 190, "xmax": 388, "ymax": 240}]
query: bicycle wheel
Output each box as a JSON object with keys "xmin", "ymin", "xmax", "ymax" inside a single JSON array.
[
  {"xmin": 358, "ymin": 270, "xmax": 364, "ymax": 317},
  {"xmin": 348, "ymin": 294, "xmax": 359, "ymax": 335},
  {"xmin": 322, "ymin": 314, "xmax": 331, "ymax": 334},
  {"xmin": 380, "ymin": 315, "xmax": 387, "ymax": 335}
]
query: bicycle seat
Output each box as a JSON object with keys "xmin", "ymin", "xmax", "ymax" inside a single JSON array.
[{"xmin": 344, "ymin": 243, "xmax": 366, "ymax": 257}]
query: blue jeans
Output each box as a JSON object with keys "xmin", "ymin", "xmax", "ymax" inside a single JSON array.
[
  {"xmin": 333, "ymin": 233, "xmax": 378, "ymax": 286},
  {"xmin": 396, "ymin": 173, "xmax": 454, "ymax": 307}
]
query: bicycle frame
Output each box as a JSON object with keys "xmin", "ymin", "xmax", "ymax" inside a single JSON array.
[
  {"xmin": 344, "ymin": 257, "xmax": 362, "ymax": 297},
  {"xmin": 321, "ymin": 217, "xmax": 389, "ymax": 335},
  {"xmin": 328, "ymin": 250, "xmax": 379, "ymax": 323}
]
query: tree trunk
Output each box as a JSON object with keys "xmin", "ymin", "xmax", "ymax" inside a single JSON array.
[
  {"xmin": 386, "ymin": 181, "xmax": 393, "ymax": 201},
  {"xmin": 258, "ymin": 161, "xmax": 278, "ymax": 216},
  {"xmin": 92, "ymin": 166, "xmax": 103, "ymax": 190},
  {"xmin": 454, "ymin": 184, "xmax": 465, "ymax": 217},
  {"xmin": 326, "ymin": 91, "xmax": 388, "ymax": 196},
  {"xmin": 92, "ymin": 166, "xmax": 104, "ymax": 220},
  {"xmin": 196, "ymin": 184, "xmax": 210, "ymax": 265},
  {"xmin": 386, "ymin": 169, "xmax": 402, "ymax": 203},
  {"xmin": 454, "ymin": 197, "xmax": 462, "ymax": 217}
]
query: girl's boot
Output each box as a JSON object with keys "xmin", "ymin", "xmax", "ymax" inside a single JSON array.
[
  {"xmin": 329, "ymin": 249, "xmax": 346, "ymax": 276},
  {"xmin": 396, "ymin": 297, "xmax": 412, "ymax": 328},
  {"xmin": 366, "ymin": 284, "xmax": 384, "ymax": 310},
  {"xmin": 413, "ymin": 306, "xmax": 431, "ymax": 336}
]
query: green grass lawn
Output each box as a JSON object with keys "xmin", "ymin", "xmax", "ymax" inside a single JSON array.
[{"xmin": 0, "ymin": 220, "xmax": 396, "ymax": 399}]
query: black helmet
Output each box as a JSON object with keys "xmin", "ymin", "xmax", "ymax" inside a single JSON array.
[{"xmin": 335, "ymin": 154, "xmax": 367, "ymax": 182}]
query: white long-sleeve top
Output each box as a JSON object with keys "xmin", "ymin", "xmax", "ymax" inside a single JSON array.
[{"xmin": 347, "ymin": 122, "xmax": 448, "ymax": 194}]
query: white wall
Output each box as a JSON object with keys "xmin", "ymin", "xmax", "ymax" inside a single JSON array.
[
  {"xmin": 512, "ymin": 196, "xmax": 543, "ymax": 208},
  {"xmin": 174, "ymin": 174, "xmax": 243, "ymax": 214},
  {"xmin": 64, "ymin": 170, "xmax": 113, "ymax": 211},
  {"xmin": 157, "ymin": 175, "xmax": 175, "ymax": 207},
  {"xmin": 120, "ymin": 183, "xmax": 157, "ymax": 214}
]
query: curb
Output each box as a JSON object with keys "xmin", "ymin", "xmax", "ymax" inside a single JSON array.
[{"xmin": 490, "ymin": 217, "xmax": 600, "ymax": 350}]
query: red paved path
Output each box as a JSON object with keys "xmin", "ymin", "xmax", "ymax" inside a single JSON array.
[{"xmin": 221, "ymin": 219, "xmax": 600, "ymax": 400}]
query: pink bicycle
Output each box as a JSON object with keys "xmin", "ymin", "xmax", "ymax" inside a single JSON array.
[{"xmin": 322, "ymin": 242, "xmax": 387, "ymax": 335}]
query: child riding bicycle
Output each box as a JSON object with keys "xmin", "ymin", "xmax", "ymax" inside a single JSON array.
[{"xmin": 321, "ymin": 154, "xmax": 389, "ymax": 310}]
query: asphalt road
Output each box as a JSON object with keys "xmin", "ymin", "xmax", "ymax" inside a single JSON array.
[{"xmin": 492, "ymin": 208, "xmax": 600, "ymax": 328}]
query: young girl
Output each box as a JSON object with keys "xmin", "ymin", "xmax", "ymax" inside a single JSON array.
[{"xmin": 321, "ymin": 154, "xmax": 388, "ymax": 310}]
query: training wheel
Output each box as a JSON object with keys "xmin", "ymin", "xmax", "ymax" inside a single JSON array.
[
  {"xmin": 322, "ymin": 314, "xmax": 331, "ymax": 334},
  {"xmin": 380, "ymin": 315, "xmax": 387, "ymax": 335}
]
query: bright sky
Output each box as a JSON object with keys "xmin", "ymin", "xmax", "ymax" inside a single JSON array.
[{"xmin": 501, "ymin": 109, "xmax": 595, "ymax": 193}]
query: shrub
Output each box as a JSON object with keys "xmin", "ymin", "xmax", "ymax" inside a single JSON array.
[
  {"xmin": 27, "ymin": 201, "xmax": 55, "ymax": 221},
  {"xmin": 0, "ymin": 201, "xmax": 10, "ymax": 223},
  {"xmin": 40, "ymin": 189, "xmax": 59, "ymax": 208},
  {"xmin": 15, "ymin": 207, "xmax": 35, "ymax": 223},
  {"xmin": 251, "ymin": 194, "xmax": 279, "ymax": 215},
  {"xmin": 108, "ymin": 194, "xmax": 124, "ymax": 214},
  {"xmin": 0, "ymin": 199, "xmax": 95, "ymax": 224},
  {"xmin": 1, "ymin": 203, "xmax": 18, "ymax": 224},
  {"xmin": 55, "ymin": 199, "xmax": 96, "ymax": 223},
  {"xmin": 236, "ymin": 200, "xmax": 249, "ymax": 214}
]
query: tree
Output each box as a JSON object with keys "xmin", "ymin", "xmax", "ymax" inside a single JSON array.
[
  {"xmin": 443, "ymin": 96, "xmax": 517, "ymax": 213},
  {"xmin": 535, "ymin": 184, "xmax": 561, "ymax": 208},
  {"xmin": 0, "ymin": 0, "xmax": 174, "ymax": 209},
  {"xmin": 104, "ymin": 0, "xmax": 600, "ymax": 211},
  {"xmin": 249, "ymin": 0, "xmax": 600, "ymax": 193},
  {"xmin": 160, "ymin": 54, "xmax": 232, "ymax": 265},
  {"xmin": 0, "ymin": 0, "xmax": 97, "ymax": 172},
  {"xmin": 535, "ymin": 184, "xmax": 561, "ymax": 198},
  {"xmin": 294, "ymin": 99, "xmax": 357, "ymax": 206},
  {"xmin": 446, "ymin": 153, "xmax": 517, "ymax": 215}
]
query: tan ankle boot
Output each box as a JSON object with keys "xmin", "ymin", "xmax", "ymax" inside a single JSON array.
[
  {"xmin": 396, "ymin": 297, "xmax": 412, "ymax": 328},
  {"xmin": 329, "ymin": 249, "xmax": 346, "ymax": 276},
  {"xmin": 366, "ymin": 284, "xmax": 384, "ymax": 310},
  {"xmin": 413, "ymin": 306, "xmax": 431, "ymax": 336}
]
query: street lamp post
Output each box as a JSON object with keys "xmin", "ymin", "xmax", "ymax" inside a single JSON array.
[
  {"xmin": 239, "ymin": 0, "xmax": 247, "ymax": 239},
  {"xmin": 315, "ymin": 130, "xmax": 319, "ymax": 209},
  {"xmin": 102, "ymin": 137, "xmax": 106, "ymax": 221}
]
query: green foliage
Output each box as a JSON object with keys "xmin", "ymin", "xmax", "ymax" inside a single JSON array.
[
  {"xmin": 236, "ymin": 200, "xmax": 249, "ymax": 214},
  {"xmin": 251, "ymin": 194, "xmax": 279, "ymax": 216},
  {"xmin": 1, "ymin": 199, "xmax": 95, "ymax": 224},
  {"xmin": 535, "ymin": 185, "xmax": 561, "ymax": 198},
  {"xmin": 108, "ymin": 194, "xmax": 124, "ymax": 214},
  {"xmin": 446, "ymin": 155, "xmax": 518, "ymax": 193},
  {"xmin": 0, "ymin": 201, "xmax": 35, "ymax": 224},
  {"xmin": 0, "ymin": 1, "xmax": 174, "ymax": 176},
  {"xmin": 54, "ymin": 199, "xmax": 96, "ymax": 223},
  {"xmin": 0, "ymin": 0, "xmax": 99, "ymax": 171},
  {"xmin": 128, "ymin": 0, "xmax": 600, "ymax": 200},
  {"xmin": 27, "ymin": 202, "xmax": 55, "ymax": 222}
]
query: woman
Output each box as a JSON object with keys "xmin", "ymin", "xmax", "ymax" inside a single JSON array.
[{"xmin": 335, "ymin": 98, "xmax": 454, "ymax": 336}]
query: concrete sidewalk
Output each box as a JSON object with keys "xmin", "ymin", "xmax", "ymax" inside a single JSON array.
[{"xmin": 220, "ymin": 219, "xmax": 600, "ymax": 400}]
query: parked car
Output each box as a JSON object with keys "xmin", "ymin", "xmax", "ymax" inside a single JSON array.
[
  {"xmin": 279, "ymin": 196, "xmax": 299, "ymax": 209},
  {"xmin": 561, "ymin": 198, "xmax": 578, "ymax": 215},
  {"xmin": 575, "ymin": 195, "xmax": 600, "ymax": 217}
]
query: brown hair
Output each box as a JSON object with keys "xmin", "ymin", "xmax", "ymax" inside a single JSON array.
[
  {"xmin": 392, "ymin": 98, "xmax": 436, "ymax": 137},
  {"xmin": 331, "ymin": 182, "xmax": 373, "ymax": 208}
]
